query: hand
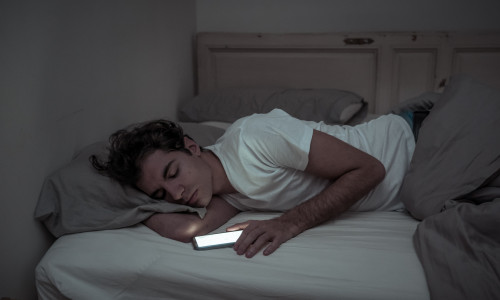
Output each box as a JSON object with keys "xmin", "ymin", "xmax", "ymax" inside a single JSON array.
[{"xmin": 227, "ymin": 218, "xmax": 298, "ymax": 258}]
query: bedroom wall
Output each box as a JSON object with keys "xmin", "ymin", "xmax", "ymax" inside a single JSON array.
[
  {"xmin": 196, "ymin": 0, "xmax": 500, "ymax": 32},
  {"xmin": 0, "ymin": 0, "xmax": 195, "ymax": 299}
]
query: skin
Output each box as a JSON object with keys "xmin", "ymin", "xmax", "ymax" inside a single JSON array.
[
  {"xmin": 137, "ymin": 137, "xmax": 240, "ymax": 242},
  {"xmin": 138, "ymin": 131, "xmax": 385, "ymax": 257}
]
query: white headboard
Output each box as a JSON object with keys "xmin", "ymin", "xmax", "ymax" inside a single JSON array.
[{"xmin": 197, "ymin": 32, "xmax": 500, "ymax": 114}]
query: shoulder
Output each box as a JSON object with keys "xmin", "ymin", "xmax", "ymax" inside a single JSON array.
[
  {"xmin": 235, "ymin": 109, "xmax": 313, "ymax": 139},
  {"xmin": 234, "ymin": 108, "xmax": 293, "ymax": 130},
  {"xmin": 216, "ymin": 109, "xmax": 292, "ymax": 143},
  {"xmin": 369, "ymin": 113, "xmax": 409, "ymax": 127},
  {"xmin": 369, "ymin": 114, "xmax": 413, "ymax": 137},
  {"xmin": 210, "ymin": 109, "xmax": 314, "ymax": 167}
]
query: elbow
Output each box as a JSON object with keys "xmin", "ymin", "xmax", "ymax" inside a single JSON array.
[
  {"xmin": 144, "ymin": 215, "xmax": 201, "ymax": 243},
  {"xmin": 166, "ymin": 225, "xmax": 201, "ymax": 243},
  {"xmin": 173, "ymin": 234, "xmax": 194, "ymax": 244},
  {"xmin": 358, "ymin": 157, "xmax": 385, "ymax": 187},
  {"xmin": 158, "ymin": 229, "xmax": 195, "ymax": 243},
  {"xmin": 371, "ymin": 159, "xmax": 386, "ymax": 185}
]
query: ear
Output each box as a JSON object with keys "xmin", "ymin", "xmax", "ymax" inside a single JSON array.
[{"xmin": 184, "ymin": 136, "xmax": 201, "ymax": 156}]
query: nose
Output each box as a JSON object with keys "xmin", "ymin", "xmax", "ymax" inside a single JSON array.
[{"xmin": 164, "ymin": 181, "xmax": 184, "ymax": 203}]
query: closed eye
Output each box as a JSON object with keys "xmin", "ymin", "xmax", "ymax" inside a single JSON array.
[
  {"xmin": 151, "ymin": 189, "xmax": 165, "ymax": 200},
  {"xmin": 149, "ymin": 160, "xmax": 180, "ymax": 201},
  {"xmin": 168, "ymin": 168, "xmax": 178, "ymax": 179}
]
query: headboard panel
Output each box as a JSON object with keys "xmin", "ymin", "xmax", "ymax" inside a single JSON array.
[{"xmin": 197, "ymin": 32, "xmax": 500, "ymax": 114}]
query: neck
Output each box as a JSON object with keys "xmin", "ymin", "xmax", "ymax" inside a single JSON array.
[{"xmin": 201, "ymin": 151, "xmax": 236, "ymax": 195}]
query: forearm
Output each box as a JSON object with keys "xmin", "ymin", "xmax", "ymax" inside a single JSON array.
[
  {"xmin": 278, "ymin": 162, "xmax": 385, "ymax": 236},
  {"xmin": 231, "ymin": 130, "xmax": 386, "ymax": 258},
  {"xmin": 144, "ymin": 196, "xmax": 240, "ymax": 242}
]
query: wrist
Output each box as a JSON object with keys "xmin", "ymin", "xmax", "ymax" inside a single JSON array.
[{"xmin": 276, "ymin": 213, "xmax": 306, "ymax": 237}]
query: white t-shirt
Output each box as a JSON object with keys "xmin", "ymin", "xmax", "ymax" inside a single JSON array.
[{"xmin": 205, "ymin": 109, "xmax": 415, "ymax": 212}]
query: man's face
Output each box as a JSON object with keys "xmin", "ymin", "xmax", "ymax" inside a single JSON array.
[{"xmin": 136, "ymin": 146, "xmax": 213, "ymax": 208}]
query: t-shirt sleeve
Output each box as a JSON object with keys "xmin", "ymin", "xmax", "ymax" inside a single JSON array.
[
  {"xmin": 237, "ymin": 109, "xmax": 314, "ymax": 171},
  {"xmin": 206, "ymin": 109, "xmax": 315, "ymax": 200}
]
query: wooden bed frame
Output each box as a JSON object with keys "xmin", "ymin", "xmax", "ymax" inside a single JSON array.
[{"xmin": 196, "ymin": 32, "xmax": 500, "ymax": 114}]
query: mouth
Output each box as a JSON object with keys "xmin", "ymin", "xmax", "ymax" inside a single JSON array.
[{"xmin": 186, "ymin": 190, "xmax": 199, "ymax": 207}]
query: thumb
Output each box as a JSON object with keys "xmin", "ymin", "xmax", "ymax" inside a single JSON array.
[{"xmin": 226, "ymin": 222, "xmax": 249, "ymax": 232}]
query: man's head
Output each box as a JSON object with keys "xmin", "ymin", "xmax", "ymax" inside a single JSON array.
[
  {"xmin": 92, "ymin": 119, "xmax": 216, "ymax": 208},
  {"xmin": 91, "ymin": 120, "xmax": 191, "ymax": 187}
]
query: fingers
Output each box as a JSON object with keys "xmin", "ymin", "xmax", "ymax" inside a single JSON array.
[
  {"xmin": 228, "ymin": 221, "xmax": 270, "ymax": 258},
  {"xmin": 226, "ymin": 221, "xmax": 249, "ymax": 232},
  {"xmin": 234, "ymin": 226, "xmax": 268, "ymax": 258},
  {"xmin": 263, "ymin": 240, "xmax": 282, "ymax": 256},
  {"xmin": 232, "ymin": 222, "xmax": 254, "ymax": 255},
  {"xmin": 233, "ymin": 221, "xmax": 287, "ymax": 258}
]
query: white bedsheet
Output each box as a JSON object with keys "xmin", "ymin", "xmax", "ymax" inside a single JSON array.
[{"xmin": 36, "ymin": 211, "xmax": 429, "ymax": 300}]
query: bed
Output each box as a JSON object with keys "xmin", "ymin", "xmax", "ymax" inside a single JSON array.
[{"xmin": 35, "ymin": 32, "xmax": 500, "ymax": 300}]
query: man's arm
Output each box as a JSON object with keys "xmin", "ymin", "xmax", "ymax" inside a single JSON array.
[
  {"xmin": 228, "ymin": 129, "xmax": 385, "ymax": 258},
  {"xmin": 144, "ymin": 196, "xmax": 240, "ymax": 243}
]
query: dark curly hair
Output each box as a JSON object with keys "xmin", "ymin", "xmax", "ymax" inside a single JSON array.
[{"xmin": 90, "ymin": 120, "xmax": 192, "ymax": 187}]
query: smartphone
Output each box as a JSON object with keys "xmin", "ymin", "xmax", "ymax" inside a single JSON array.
[{"xmin": 192, "ymin": 230, "xmax": 243, "ymax": 250}]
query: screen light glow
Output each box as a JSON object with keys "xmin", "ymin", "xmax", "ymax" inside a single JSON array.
[{"xmin": 193, "ymin": 230, "xmax": 243, "ymax": 250}]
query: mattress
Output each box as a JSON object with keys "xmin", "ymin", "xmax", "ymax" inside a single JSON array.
[{"xmin": 36, "ymin": 210, "xmax": 429, "ymax": 300}]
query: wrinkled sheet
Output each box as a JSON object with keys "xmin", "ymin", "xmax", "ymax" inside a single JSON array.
[
  {"xmin": 413, "ymin": 199, "xmax": 500, "ymax": 300},
  {"xmin": 36, "ymin": 211, "xmax": 429, "ymax": 300}
]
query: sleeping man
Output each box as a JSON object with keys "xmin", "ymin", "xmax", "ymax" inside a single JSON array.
[{"xmin": 92, "ymin": 108, "xmax": 415, "ymax": 258}]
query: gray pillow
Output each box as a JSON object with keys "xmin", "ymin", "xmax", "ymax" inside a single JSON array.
[
  {"xmin": 179, "ymin": 88, "xmax": 365, "ymax": 124},
  {"xmin": 34, "ymin": 123, "xmax": 225, "ymax": 237},
  {"xmin": 391, "ymin": 91, "xmax": 441, "ymax": 114},
  {"xmin": 400, "ymin": 75, "xmax": 500, "ymax": 220}
]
